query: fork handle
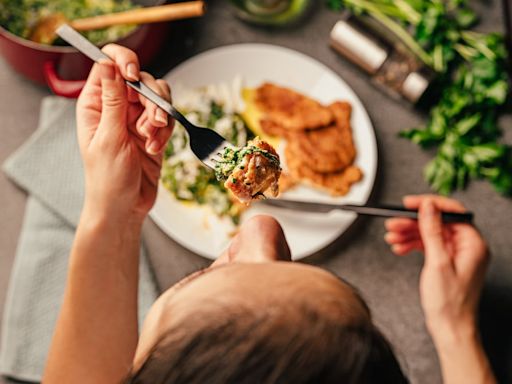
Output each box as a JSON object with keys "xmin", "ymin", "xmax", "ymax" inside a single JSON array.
[
  {"xmin": 56, "ymin": 24, "xmax": 192, "ymax": 129},
  {"xmin": 125, "ymin": 80, "xmax": 193, "ymax": 128}
]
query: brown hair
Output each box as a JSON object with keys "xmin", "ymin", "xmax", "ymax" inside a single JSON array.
[{"xmin": 127, "ymin": 295, "xmax": 408, "ymax": 384}]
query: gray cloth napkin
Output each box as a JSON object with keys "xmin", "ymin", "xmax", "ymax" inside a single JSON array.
[{"xmin": 0, "ymin": 96, "xmax": 159, "ymax": 382}]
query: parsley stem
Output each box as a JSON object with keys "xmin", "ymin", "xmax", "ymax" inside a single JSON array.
[{"xmin": 343, "ymin": 0, "xmax": 433, "ymax": 66}]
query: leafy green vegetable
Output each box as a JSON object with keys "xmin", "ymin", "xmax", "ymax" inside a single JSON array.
[
  {"xmin": 161, "ymin": 160, "xmax": 242, "ymax": 224},
  {"xmin": 161, "ymin": 101, "xmax": 248, "ymax": 224},
  {"xmin": 327, "ymin": 0, "xmax": 511, "ymax": 195},
  {"xmin": 206, "ymin": 101, "xmax": 225, "ymax": 129}
]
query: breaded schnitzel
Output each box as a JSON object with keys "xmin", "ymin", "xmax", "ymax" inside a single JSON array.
[
  {"xmin": 285, "ymin": 141, "xmax": 362, "ymax": 196},
  {"xmin": 256, "ymin": 83, "xmax": 333, "ymax": 133},
  {"xmin": 285, "ymin": 101, "xmax": 356, "ymax": 173}
]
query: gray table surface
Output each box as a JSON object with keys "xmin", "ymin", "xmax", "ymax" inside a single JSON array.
[{"xmin": 1, "ymin": 1, "xmax": 512, "ymax": 383}]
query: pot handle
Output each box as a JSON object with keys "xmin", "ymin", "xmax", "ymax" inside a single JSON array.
[{"xmin": 44, "ymin": 61, "xmax": 86, "ymax": 98}]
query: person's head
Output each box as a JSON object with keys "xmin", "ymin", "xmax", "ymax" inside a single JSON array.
[{"xmin": 128, "ymin": 216, "xmax": 407, "ymax": 384}]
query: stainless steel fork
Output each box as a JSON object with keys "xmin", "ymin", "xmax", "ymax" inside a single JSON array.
[{"xmin": 56, "ymin": 24, "xmax": 232, "ymax": 169}]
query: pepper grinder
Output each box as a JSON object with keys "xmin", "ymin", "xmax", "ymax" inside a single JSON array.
[{"xmin": 330, "ymin": 16, "xmax": 436, "ymax": 105}]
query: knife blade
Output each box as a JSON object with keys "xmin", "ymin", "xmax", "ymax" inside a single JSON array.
[{"xmin": 261, "ymin": 199, "xmax": 474, "ymax": 223}]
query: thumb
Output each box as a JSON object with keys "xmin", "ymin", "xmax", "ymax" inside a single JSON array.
[
  {"xmin": 98, "ymin": 60, "xmax": 127, "ymax": 135},
  {"xmin": 418, "ymin": 199, "xmax": 449, "ymax": 266}
]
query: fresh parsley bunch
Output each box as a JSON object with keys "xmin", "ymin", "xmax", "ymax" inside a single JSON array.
[{"xmin": 328, "ymin": 0, "xmax": 511, "ymax": 195}]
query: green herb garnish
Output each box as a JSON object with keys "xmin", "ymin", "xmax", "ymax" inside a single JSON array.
[{"xmin": 206, "ymin": 101, "xmax": 225, "ymax": 129}]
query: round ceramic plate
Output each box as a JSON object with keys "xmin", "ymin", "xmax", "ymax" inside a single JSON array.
[{"xmin": 150, "ymin": 44, "xmax": 377, "ymax": 260}]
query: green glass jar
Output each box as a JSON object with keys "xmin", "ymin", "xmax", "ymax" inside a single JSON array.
[{"xmin": 230, "ymin": 0, "xmax": 312, "ymax": 26}]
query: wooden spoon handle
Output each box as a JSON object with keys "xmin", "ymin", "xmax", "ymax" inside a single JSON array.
[{"xmin": 71, "ymin": 1, "xmax": 205, "ymax": 31}]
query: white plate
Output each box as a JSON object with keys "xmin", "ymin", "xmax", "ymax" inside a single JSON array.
[{"xmin": 150, "ymin": 44, "xmax": 377, "ymax": 260}]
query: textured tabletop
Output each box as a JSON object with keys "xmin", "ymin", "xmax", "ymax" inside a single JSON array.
[{"xmin": 1, "ymin": 1, "xmax": 511, "ymax": 383}]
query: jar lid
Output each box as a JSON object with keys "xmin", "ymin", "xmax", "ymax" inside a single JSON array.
[
  {"xmin": 401, "ymin": 71, "xmax": 430, "ymax": 103},
  {"xmin": 330, "ymin": 19, "xmax": 389, "ymax": 75}
]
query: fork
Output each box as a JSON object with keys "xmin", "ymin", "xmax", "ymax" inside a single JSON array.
[{"xmin": 56, "ymin": 24, "xmax": 232, "ymax": 169}]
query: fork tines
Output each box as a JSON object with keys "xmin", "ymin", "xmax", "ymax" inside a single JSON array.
[{"xmin": 202, "ymin": 140, "xmax": 236, "ymax": 170}]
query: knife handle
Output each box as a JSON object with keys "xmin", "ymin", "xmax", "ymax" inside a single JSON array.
[{"xmin": 343, "ymin": 204, "xmax": 474, "ymax": 223}]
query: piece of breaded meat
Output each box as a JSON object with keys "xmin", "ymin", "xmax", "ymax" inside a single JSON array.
[
  {"xmin": 286, "ymin": 101, "xmax": 356, "ymax": 173},
  {"xmin": 256, "ymin": 83, "xmax": 333, "ymax": 132},
  {"xmin": 285, "ymin": 144, "xmax": 363, "ymax": 196},
  {"xmin": 216, "ymin": 138, "xmax": 281, "ymax": 204}
]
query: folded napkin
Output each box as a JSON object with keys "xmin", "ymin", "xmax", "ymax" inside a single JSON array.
[{"xmin": 0, "ymin": 97, "xmax": 159, "ymax": 382}]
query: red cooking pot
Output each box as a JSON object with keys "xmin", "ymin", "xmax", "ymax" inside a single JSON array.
[{"xmin": 0, "ymin": 0, "xmax": 169, "ymax": 98}]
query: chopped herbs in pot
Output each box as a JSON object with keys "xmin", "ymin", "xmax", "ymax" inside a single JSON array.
[
  {"xmin": 0, "ymin": 0, "xmax": 139, "ymax": 45},
  {"xmin": 327, "ymin": 0, "xmax": 511, "ymax": 195}
]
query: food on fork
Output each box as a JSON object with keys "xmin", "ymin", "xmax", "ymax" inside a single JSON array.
[{"xmin": 215, "ymin": 138, "xmax": 281, "ymax": 204}]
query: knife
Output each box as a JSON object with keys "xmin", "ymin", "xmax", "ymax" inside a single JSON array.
[{"xmin": 261, "ymin": 199, "xmax": 474, "ymax": 223}]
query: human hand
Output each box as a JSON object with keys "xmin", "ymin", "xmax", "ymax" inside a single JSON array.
[
  {"xmin": 384, "ymin": 195, "xmax": 489, "ymax": 342},
  {"xmin": 76, "ymin": 44, "xmax": 174, "ymax": 223}
]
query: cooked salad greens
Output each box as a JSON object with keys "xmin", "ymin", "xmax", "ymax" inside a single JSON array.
[
  {"xmin": 161, "ymin": 84, "xmax": 250, "ymax": 224},
  {"xmin": 0, "ymin": 0, "xmax": 138, "ymax": 45},
  {"xmin": 327, "ymin": 0, "xmax": 511, "ymax": 195}
]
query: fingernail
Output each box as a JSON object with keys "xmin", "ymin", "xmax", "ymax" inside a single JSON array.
[
  {"xmin": 126, "ymin": 63, "xmax": 139, "ymax": 81},
  {"xmin": 147, "ymin": 139, "xmax": 161, "ymax": 155},
  {"xmin": 98, "ymin": 60, "xmax": 115, "ymax": 80},
  {"xmin": 156, "ymin": 109, "xmax": 168, "ymax": 125}
]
